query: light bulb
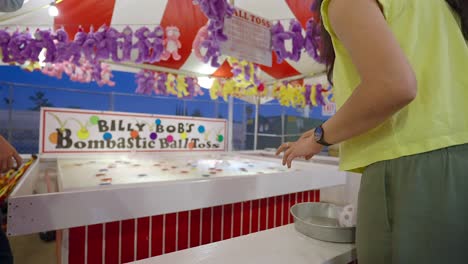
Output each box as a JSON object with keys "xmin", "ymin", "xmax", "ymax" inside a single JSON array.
[
  {"xmin": 197, "ymin": 77, "xmax": 214, "ymax": 89},
  {"xmin": 48, "ymin": 3, "xmax": 59, "ymax": 17}
]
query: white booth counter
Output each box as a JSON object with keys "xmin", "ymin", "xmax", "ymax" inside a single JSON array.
[
  {"xmin": 7, "ymin": 151, "xmax": 347, "ymax": 237},
  {"xmin": 132, "ymin": 224, "xmax": 356, "ymax": 264}
]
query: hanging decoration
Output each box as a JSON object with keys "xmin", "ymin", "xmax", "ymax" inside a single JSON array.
[
  {"xmin": 288, "ymin": 19, "xmax": 305, "ymax": 62},
  {"xmin": 270, "ymin": 16, "xmax": 323, "ymax": 64},
  {"xmin": 193, "ymin": 0, "xmax": 235, "ymax": 67},
  {"xmin": 161, "ymin": 26, "xmax": 182, "ymax": 61},
  {"xmin": 0, "ymin": 25, "xmax": 183, "ymax": 85},
  {"xmin": 304, "ymin": 17, "xmax": 323, "ymax": 63},
  {"xmin": 134, "ymin": 69, "xmax": 202, "ymax": 99},
  {"xmin": 41, "ymin": 58, "xmax": 115, "ymax": 87},
  {"xmin": 271, "ymin": 22, "xmax": 292, "ymax": 64}
]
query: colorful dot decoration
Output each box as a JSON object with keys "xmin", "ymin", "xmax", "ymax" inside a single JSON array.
[
  {"xmin": 77, "ymin": 129, "xmax": 90, "ymax": 140},
  {"xmin": 188, "ymin": 141, "xmax": 195, "ymax": 150},
  {"xmin": 181, "ymin": 132, "xmax": 188, "ymax": 140},
  {"xmin": 150, "ymin": 132, "xmax": 158, "ymax": 140},
  {"xmin": 90, "ymin": 116, "xmax": 100, "ymax": 125},
  {"xmin": 49, "ymin": 132, "xmax": 58, "ymax": 144},
  {"xmin": 155, "ymin": 119, "xmax": 162, "ymax": 125},
  {"xmin": 130, "ymin": 130, "xmax": 139, "ymax": 139},
  {"xmin": 167, "ymin": 135, "xmax": 174, "ymax": 142},
  {"xmin": 217, "ymin": 135, "xmax": 224, "ymax": 142},
  {"xmin": 103, "ymin": 132, "xmax": 113, "ymax": 140},
  {"xmin": 198, "ymin": 125, "xmax": 205, "ymax": 133}
]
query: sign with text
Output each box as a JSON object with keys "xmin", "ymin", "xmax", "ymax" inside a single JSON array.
[
  {"xmin": 221, "ymin": 8, "xmax": 272, "ymax": 66},
  {"xmin": 39, "ymin": 108, "xmax": 227, "ymax": 154},
  {"xmin": 322, "ymin": 103, "xmax": 336, "ymax": 117}
]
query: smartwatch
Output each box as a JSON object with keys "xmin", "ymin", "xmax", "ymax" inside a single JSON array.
[{"xmin": 314, "ymin": 125, "xmax": 332, "ymax": 147}]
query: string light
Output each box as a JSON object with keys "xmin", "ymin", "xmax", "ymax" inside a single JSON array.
[
  {"xmin": 48, "ymin": 2, "xmax": 59, "ymax": 17},
  {"xmin": 197, "ymin": 77, "xmax": 214, "ymax": 89}
]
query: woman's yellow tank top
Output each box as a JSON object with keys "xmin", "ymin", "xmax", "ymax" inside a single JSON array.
[{"xmin": 321, "ymin": 0, "xmax": 468, "ymax": 172}]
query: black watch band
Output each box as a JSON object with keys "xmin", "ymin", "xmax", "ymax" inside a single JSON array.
[{"xmin": 314, "ymin": 125, "xmax": 332, "ymax": 147}]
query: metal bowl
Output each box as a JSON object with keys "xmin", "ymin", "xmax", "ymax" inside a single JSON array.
[{"xmin": 290, "ymin": 202, "xmax": 355, "ymax": 243}]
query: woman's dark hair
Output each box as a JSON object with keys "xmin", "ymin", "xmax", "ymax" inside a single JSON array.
[{"xmin": 313, "ymin": 0, "xmax": 468, "ymax": 85}]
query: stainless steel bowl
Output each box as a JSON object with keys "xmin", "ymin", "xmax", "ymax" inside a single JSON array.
[{"xmin": 290, "ymin": 202, "xmax": 355, "ymax": 243}]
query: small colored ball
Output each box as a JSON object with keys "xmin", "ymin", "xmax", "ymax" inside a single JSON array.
[
  {"xmin": 198, "ymin": 126, "xmax": 205, "ymax": 133},
  {"xmin": 181, "ymin": 132, "xmax": 188, "ymax": 140},
  {"xmin": 188, "ymin": 141, "xmax": 195, "ymax": 150},
  {"xmin": 155, "ymin": 119, "xmax": 162, "ymax": 125},
  {"xmin": 103, "ymin": 132, "xmax": 112, "ymax": 140},
  {"xmin": 130, "ymin": 130, "xmax": 139, "ymax": 139},
  {"xmin": 150, "ymin": 132, "xmax": 158, "ymax": 140},
  {"xmin": 49, "ymin": 132, "xmax": 58, "ymax": 144},
  {"xmin": 167, "ymin": 135, "xmax": 174, "ymax": 142},
  {"xmin": 90, "ymin": 116, "xmax": 100, "ymax": 125},
  {"xmin": 77, "ymin": 129, "xmax": 90, "ymax": 140},
  {"xmin": 217, "ymin": 134, "xmax": 224, "ymax": 142}
]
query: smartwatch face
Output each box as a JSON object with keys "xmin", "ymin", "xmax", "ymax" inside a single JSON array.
[{"xmin": 314, "ymin": 127, "xmax": 323, "ymax": 142}]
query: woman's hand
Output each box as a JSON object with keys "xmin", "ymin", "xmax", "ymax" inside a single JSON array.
[
  {"xmin": 0, "ymin": 136, "xmax": 22, "ymax": 173},
  {"xmin": 276, "ymin": 133, "xmax": 323, "ymax": 168}
]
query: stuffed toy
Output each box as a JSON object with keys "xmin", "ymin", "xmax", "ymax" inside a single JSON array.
[
  {"xmin": 295, "ymin": 84, "xmax": 306, "ymax": 108},
  {"xmin": 193, "ymin": 0, "xmax": 235, "ymax": 67},
  {"xmin": 186, "ymin": 77, "xmax": 204, "ymax": 98},
  {"xmin": 62, "ymin": 58, "xmax": 75, "ymax": 76},
  {"xmin": 191, "ymin": 77, "xmax": 204, "ymax": 96},
  {"xmin": 148, "ymin": 26, "xmax": 164, "ymax": 63},
  {"xmin": 176, "ymin": 75, "xmax": 189, "ymax": 98},
  {"xmin": 54, "ymin": 27, "xmax": 70, "ymax": 63},
  {"xmin": 135, "ymin": 70, "xmax": 154, "ymax": 95},
  {"xmin": 304, "ymin": 84, "xmax": 312, "ymax": 106},
  {"xmin": 161, "ymin": 26, "xmax": 181, "ymax": 61},
  {"xmin": 19, "ymin": 29, "xmax": 40, "ymax": 62},
  {"xmin": 287, "ymin": 19, "xmax": 304, "ymax": 62},
  {"xmin": 304, "ymin": 18, "xmax": 323, "ymax": 63},
  {"xmin": 253, "ymin": 64, "xmax": 261, "ymax": 86},
  {"xmin": 82, "ymin": 26, "xmax": 97, "ymax": 63},
  {"xmin": 152, "ymin": 72, "xmax": 166, "ymax": 95},
  {"xmin": 192, "ymin": 24, "xmax": 209, "ymax": 62},
  {"xmin": 315, "ymin": 84, "xmax": 326, "ymax": 106},
  {"xmin": 134, "ymin": 26, "xmax": 151, "ymax": 63},
  {"xmin": 0, "ymin": 29, "xmax": 10, "ymax": 62},
  {"xmin": 7, "ymin": 30, "xmax": 30, "ymax": 64},
  {"xmin": 41, "ymin": 62, "xmax": 64, "ymax": 79},
  {"xmin": 271, "ymin": 22, "xmax": 291, "ymax": 64},
  {"xmin": 194, "ymin": 0, "xmax": 233, "ymax": 27},
  {"xmin": 118, "ymin": 26, "xmax": 133, "ymax": 62},
  {"xmin": 221, "ymin": 79, "xmax": 235, "ymax": 101},
  {"xmin": 35, "ymin": 29, "xmax": 57, "ymax": 63},
  {"xmin": 201, "ymin": 37, "xmax": 221, "ymax": 67},
  {"xmin": 105, "ymin": 27, "xmax": 121, "ymax": 62},
  {"xmin": 165, "ymin": 73, "xmax": 177, "ymax": 95},
  {"xmin": 70, "ymin": 27, "xmax": 87, "ymax": 64},
  {"xmin": 69, "ymin": 60, "xmax": 84, "ymax": 82},
  {"xmin": 209, "ymin": 79, "xmax": 222, "ymax": 100},
  {"xmin": 156, "ymin": 72, "xmax": 167, "ymax": 95},
  {"xmin": 95, "ymin": 25, "xmax": 110, "ymax": 61}
]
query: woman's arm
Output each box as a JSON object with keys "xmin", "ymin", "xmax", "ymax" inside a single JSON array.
[
  {"xmin": 278, "ymin": 0, "xmax": 417, "ymax": 168},
  {"xmin": 321, "ymin": 0, "xmax": 417, "ymax": 145}
]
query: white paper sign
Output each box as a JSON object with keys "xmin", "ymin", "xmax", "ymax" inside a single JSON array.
[
  {"xmin": 39, "ymin": 108, "xmax": 227, "ymax": 154},
  {"xmin": 322, "ymin": 103, "xmax": 336, "ymax": 116},
  {"xmin": 221, "ymin": 8, "xmax": 272, "ymax": 66}
]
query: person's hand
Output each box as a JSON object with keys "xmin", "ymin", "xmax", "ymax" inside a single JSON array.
[
  {"xmin": 0, "ymin": 136, "xmax": 22, "ymax": 173},
  {"xmin": 276, "ymin": 134, "xmax": 323, "ymax": 168}
]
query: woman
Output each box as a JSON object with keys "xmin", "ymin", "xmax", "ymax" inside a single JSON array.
[
  {"xmin": 276, "ymin": 0, "xmax": 468, "ymax": 263},
  {"xmin": 0, "ymin": 135, "xmax": 21, "ymax": 264}
]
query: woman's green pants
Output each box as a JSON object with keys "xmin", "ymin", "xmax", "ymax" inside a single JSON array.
[{"xmin": 357, "ymin": 144, "xmax": 468, "ymax": 264}]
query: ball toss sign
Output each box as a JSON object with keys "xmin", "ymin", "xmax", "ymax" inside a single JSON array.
[{"xmin": 39, "ymin": 108, "xmax": 227, "ymax": 154}]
